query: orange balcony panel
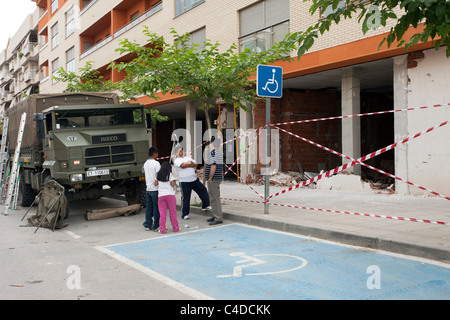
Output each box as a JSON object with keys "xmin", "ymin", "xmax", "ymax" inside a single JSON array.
[
  {"xmin": 36, "ymin": 0, "xmax": 47, "ymax": 8},
  {"xmin": 39, "ymin": 25, "xmax": 48, "ymax": 37},
  {"xmin": 112, "ymin": 0, "xmax": 160, "ymax": 32},
  {"xmin": 80, "ymin": 12, "xmax": 112, "ymax": 41},
  {"xmin": 38, "ymin": 12, "xmax": 50, "ymax": 31}
]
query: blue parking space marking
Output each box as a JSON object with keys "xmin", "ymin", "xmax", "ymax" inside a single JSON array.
[{"xmin": 104, "ymin": 224, "xmax": 450, "ymax": 300}]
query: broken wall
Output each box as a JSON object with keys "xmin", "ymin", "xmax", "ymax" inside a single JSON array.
[{"xmin": 403, "ymin": 47, "xmax": 450, "ymax": 196}]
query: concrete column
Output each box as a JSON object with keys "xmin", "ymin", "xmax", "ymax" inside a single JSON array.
[
  {"xmin": 185, "ymin": 100, "xmax": 196, "ymax": 158},
  {"xmin": 341, "ymin": 67, "xmax": 361, "ymax": 175},
  {"xmin": 393, "ymin": 55, "xmax": 409, "ymax": 195},
  {"xmin": 239, "ymin": 103, "xmax": 254, "ymax": 180}
]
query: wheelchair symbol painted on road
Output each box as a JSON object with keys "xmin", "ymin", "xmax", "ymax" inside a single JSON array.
[{"xmin": 217, "ymin": 252, "xmax": 307, "ymax": 278}]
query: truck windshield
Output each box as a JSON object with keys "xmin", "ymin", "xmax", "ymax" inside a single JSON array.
[{"xmin": 54, "ymin": 107, "xmax": 143, "ymax": 130}]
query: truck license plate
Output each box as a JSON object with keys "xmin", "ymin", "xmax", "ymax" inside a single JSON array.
[{"xmin": 86, "ymin": 169, "xmax": 110, "ymax": 177}]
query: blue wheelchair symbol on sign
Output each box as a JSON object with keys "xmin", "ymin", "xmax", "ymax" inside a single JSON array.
[{"xmin": 257, "ymin": 65, "xmax": 283, "ymax": 98}]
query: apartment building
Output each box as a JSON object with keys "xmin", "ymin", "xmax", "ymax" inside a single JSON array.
[
  {"xmin": 2, "ymin": 0, "xmax": 449, "ymax": 197},
  {"xmin": 0, "ymin": 9, "xmax": 40, "ymax": 115}
]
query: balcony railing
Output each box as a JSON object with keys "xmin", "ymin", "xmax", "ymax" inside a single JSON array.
[
  {"xmin": 80, "ymin": 35, "xmax": 112, "ymax": 59},
  {"xmin": 80, "ymin": 0, "xmax": 98, "ymax": 16},
  {"xmin": 114, "ymin": 2, "xmax": 162, "ymax": 39}
]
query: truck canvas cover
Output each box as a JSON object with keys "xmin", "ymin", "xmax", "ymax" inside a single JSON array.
[{"xmin": 5, "ymin": 92, "xmax": 119, "ymax": 149}]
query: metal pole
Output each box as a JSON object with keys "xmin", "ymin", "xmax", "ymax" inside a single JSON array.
[
  {"xmin": 264, "ymin": 97, "xmax": 271, "ymax": 214},
  {"xmin": 234, "ymin": 102, "xmax": 239, "ymax": 181}
]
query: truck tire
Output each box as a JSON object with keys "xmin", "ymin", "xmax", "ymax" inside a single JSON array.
[
  {"xmin": 18, "ymin": 171, "xmax": 37, "ymax": 207},
  {"xmin": 125, "ymin": 180, "xmax": 146, "ymax": 208},
  {"xmin": 20, "ymin": 181, "xmax": 36, "ymax": 207}
]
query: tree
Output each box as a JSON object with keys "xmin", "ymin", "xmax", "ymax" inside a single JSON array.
[
  {"xmin": 287, "ymin": 0, "xmax": 450, "ymax": 59},
  {"xmin": 111, "ymin": 27, "xmax": 294, "ymax": 132},
  {"xmin": 53, "ymin": 61, "xmax": 168, "ymax": 123}
]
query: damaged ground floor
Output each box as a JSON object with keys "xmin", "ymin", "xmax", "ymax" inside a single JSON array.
[{"xmin": 142, "ymin": 46, "xmax": 450, "ymax": 199}]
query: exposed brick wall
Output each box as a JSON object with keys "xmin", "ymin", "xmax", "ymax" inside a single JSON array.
[{"xmin": 253, "ymin": 89, "xmax": 341, "ymax": 173}]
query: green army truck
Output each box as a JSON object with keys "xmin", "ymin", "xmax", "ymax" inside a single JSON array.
[{"xmin": 5, "ymin": 92, "xmax": 149, "ymax": 212}]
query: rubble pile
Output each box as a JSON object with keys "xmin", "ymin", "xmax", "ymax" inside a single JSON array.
[{"xmin": 244, "ymin": 171, "xmax": 394, "ymax": 194}]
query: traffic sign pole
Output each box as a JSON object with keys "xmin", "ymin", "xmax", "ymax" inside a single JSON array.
[{"xmin": 264, "ymin": 97, "xmax": 271, "ymax": 214}]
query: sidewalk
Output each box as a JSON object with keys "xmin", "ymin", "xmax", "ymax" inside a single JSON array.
[{"xmin": 179, "ymin": 180, "xmax": 450, "ymax": 264}]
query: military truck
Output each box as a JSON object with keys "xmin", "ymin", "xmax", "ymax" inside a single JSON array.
[{"xmin": 5, "ymin": 92, "xmax": 149, "ymax": 211}]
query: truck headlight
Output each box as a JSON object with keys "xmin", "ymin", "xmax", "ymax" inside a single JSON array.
[{"xmin": 70, "ymin": 174, "xmax": 84, "ymax": 182}]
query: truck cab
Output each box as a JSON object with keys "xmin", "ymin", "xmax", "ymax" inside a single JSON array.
[{"xmin": 36, "ymin": 103, "xmax": 149, "ymax": 207}]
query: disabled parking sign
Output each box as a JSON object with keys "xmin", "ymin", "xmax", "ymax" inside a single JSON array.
[{"xmin": 257, "ymin": 65, "xmax": 283, "ymax": 98}]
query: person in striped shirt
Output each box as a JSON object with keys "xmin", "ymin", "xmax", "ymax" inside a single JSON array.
[{"xmin": 205, "ymin": 136, "xmax": 224, "ymax": 225}]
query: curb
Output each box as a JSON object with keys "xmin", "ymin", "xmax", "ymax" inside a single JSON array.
[{"xmin": 185, "ymin": 205, "xmax": 450, "ymax": 264}]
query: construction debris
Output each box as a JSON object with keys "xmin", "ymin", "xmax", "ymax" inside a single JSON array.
[
  {"xmin": 244, "ymin": 171, "xmax": 394, "ymax": 194},
  {"xmin": 86, "ymin": 204, "xmax": 141, "ymax": 221}
]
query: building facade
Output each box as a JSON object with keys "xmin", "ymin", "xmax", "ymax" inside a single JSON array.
[
  {"xmin": 0, "ymin": 9, "xmax": 40, "ymax": 115},
  {"xmin": 1, "ymin": 0, "xmax": 449, "ymax": 197}
]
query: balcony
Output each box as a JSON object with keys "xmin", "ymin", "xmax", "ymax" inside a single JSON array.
[
  {"xmin": 80, "ymin": 0, "xmax": 98, "ymax": 15},
  {"xmin": 114, "ymin": 1, "xmax": 162, "ymax": 39},
  {"xmin": 80, "ymin": 35, "xmax": 112, "ymax": 60}
]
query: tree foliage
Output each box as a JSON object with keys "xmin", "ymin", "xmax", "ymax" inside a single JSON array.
[
  {"xmin": 53, "ymin": 61, "xmax": 168, "ymax": 123},
  {"xmin": 286, "ymin": 0, "xmax": 450, "ymax": 58},
  {"xmin": 111, "ymin": 27, "xmax": 294, "ymax": 130}
]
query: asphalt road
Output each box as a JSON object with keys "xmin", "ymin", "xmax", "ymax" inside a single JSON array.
[{"xmin": 1, "ymin": 196, "xmax": 449, "ymax": 302}]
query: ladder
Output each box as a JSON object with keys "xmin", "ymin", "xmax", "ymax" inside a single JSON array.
[
  {"xmin": 0, "ymin": 117, "xmax": 9, "ymax": 190},
  {"xmin": 4, "ymin": 113, "xmax": 27, "ymax": 215}
]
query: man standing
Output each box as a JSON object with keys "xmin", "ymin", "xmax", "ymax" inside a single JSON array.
[
  {"xmin": 205, "ymin": 136, "xmax": 224, "ymax": 225},
  {"xmin": 143, "ymin": 147, "xmax": 160, "ymax": 230},
  {"xmin": 174, "ymin": 148, "xmax": 211, "ymax": 220}
]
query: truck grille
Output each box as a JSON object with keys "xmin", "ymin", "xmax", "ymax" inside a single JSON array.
[{"xmin": 85, "ymin": 145, "xmax": 134, "ymax": 166}]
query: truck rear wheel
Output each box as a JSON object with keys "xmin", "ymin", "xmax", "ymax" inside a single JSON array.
[{"xmin": 125, "ymin": 180, "xmax": 146, "ymax": 208}]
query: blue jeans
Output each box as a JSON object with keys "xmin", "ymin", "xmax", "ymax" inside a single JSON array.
[
  {"xmin": 144, "ymin": 191, "xmax": 159, "ymax": 229},
  {"xmin": 180, "ymin": 178, "xmax": 210, "ymax": 218}
]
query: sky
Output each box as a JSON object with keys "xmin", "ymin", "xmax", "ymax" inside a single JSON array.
[{"xmin": 0, "ymin": 0, "xmax": 37, "ymax": 51}]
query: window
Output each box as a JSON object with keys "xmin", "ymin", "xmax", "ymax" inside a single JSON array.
[
  {"xmin": 51, "ymin": 0, "xmax": 58, "ymax": 14},
  {"xmin": 239, "ymin": 0, "xmax": 289, "ymax": 54},
  {"xmin": 52, "ymin": 58, "xmax": 59, "ymax": 84},
  {"xmin": 176, "ymin": 27, "xmax": 206, "ymax": 51},
  {"xmin": 51, "ymin": 23, "xmax": 59, "ymax": 49},
  {"xmin": 175, "ymin": 0, "xmax": 205, "ymax": 16},
  {"xmin": 66, "ymin": 47, "xmax": 75, "ymax": 73},
  {"xmin": 66, "ymin": 6, "xmax": 75, "ymax": 37}
]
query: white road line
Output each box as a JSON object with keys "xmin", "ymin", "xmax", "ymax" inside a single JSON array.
[
  {"xmin": 95, "ymin": 246, "xmax": 215, "ymax": 300},
  {"xmin": 64, "ymin": 230, "xmax": 81, "ymax": 239}
]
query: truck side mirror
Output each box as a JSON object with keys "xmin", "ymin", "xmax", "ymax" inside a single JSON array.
[{"xmin": 145, "ymin": 113, "xmax": 152, "ymax": 129}]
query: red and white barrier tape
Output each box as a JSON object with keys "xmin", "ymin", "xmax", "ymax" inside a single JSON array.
[
  {"xmin": 223, "ymin": 163, "xmax": 265, "ymax": 200},
  {"xmin": 274, "ymin": 125, "xmax": 450, "ymax": 201},
  {"xmin": 223, "ymin": 126, "xmax": 264, "ymax": 177},
  {"xmin": 272, "ymin": 103, "xmax": 450, "ymax": 126},
  {"xmin": 268, "ymin": 120, "xmax": 449, "ymax": 200},
  {"xmin": 157, "ymin": 126, "xmax": 265, "ymax": 161},
  {"xmin": 220, "ymin": 197, "xmax": 449, "ymax": 225}
]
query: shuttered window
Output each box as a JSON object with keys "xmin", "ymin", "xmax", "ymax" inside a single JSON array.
[{"xmin": 239, "ymin": 0, "xmax": 289, "ymax": 54}]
